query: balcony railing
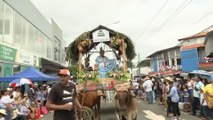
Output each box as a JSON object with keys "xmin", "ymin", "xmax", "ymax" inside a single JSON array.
[{"xmin": 199, "ymin": 57, "xmax": 213, "ymax": 63}]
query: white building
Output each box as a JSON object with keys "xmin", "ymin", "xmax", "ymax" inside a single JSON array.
[{"xmin": 0, "ymin": 0, "xmax": 67, "ymax": 80}]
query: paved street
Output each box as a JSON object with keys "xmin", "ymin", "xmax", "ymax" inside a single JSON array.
[{"xmin": 41, "ymin": 99, "xmax": 201, "ymax": 120}]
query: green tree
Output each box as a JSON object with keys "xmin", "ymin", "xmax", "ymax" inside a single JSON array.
[
  {"xmin": 137, "ymin": 59, "xmax": 150, "ymax": 67},
  {"xmin": 127, "ymin": 60, "xmax": 134, "ymax": 68}
]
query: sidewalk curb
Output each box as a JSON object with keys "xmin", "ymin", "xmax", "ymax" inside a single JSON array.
[{"xmin": 180, "ymin": 111, "xmax": 201, "ymax": 120}]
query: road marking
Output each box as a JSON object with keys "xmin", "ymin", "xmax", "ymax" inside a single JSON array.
[{"xmin": 143, "ymin": 110, "xmax": 165, "ymax": 120}]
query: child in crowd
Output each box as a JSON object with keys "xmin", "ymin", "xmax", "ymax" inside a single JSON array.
[
  {"xmin": 183, "ymin": 84, "xmax": 190, "ymax": 112},
  {"xmin": 200, "ymin": 88, "xmax": 208, "ymax": 119}
]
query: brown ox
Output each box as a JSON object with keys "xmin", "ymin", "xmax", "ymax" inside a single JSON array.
[
  {"xmin": 77, "ymin": 90, "xmax": 101, "ymax": 120},
  {"xmin": 115, "ymin": 90, "xmax": 138, "ymax": 120}
]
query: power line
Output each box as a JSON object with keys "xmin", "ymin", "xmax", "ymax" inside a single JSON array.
[
  {"xmin": 159, "ymin": 0, "xmax": 191, "ymax": 28},
  {"xmin": 137, "ymin": 0, "xmax": 169, "ymax": 39},
  {"xmin": 164, "ymin": 10, "xmax": 213, "ymax": 42},
  {"xmin": 147, "ymin": 11, "xmax": 213, "ymax": 54},
  {"xmin": 141, "ymin": 0, "xmax": 192, "ymax": 48},
  {"xmin": 139, "ymin": 0, "xmax": 192, "ymax": 42}
]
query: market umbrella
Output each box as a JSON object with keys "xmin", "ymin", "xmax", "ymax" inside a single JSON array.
[
  {"xmin": 9, "ymin": 78, "xmax": 33, "ymax": 87},
  {"xmin": 190, "ymin": 70, "xmax": 211, "ymax": 76}
]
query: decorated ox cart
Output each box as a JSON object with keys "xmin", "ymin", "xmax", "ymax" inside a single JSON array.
[{"xmin": 66, "ymin": 25, "xmax": 137, "ymax": 120}]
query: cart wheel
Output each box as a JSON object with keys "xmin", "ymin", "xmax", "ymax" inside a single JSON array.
[{"xmin": 82, "ymin": 106, "xmax": 95, "ymax": 120}]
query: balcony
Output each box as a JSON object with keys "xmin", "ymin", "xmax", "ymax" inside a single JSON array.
[{"xmin": 198, "ymin": 57, "xmax": 213, "ymax": 70}]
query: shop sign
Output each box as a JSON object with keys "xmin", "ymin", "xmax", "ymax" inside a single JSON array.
[
  {"xmin": 0, "ymin": 44, "xmax": 17, "ymax": 62},
  {"xmin": 16, "ymin": 50, "xmax": 40, "ymax": 66}
]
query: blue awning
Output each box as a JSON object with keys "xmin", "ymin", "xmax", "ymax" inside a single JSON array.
[{"xmin": 0, "ymin": 66, "xmax": 59, "ymax": 82}]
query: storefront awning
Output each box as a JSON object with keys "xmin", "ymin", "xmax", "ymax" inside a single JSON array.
[
  {"xmin": 207, "ymin": 52, "xmax": 213, "ymax": 58},
  {"xmin": 41, "ymin": 58, "xmax": 67, "ymax": 72},
  {"xmin": 181, "ymin": 44, "xmax": 204, "ymax": 51}
]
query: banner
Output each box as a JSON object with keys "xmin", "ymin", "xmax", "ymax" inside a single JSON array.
[
  {"xmin": 15, "ymin": 50, "xmax": 40, "ymax": 66},
  {"xmin": 0, "ymin": 44, "xmax": 17, "ymax": 62}
]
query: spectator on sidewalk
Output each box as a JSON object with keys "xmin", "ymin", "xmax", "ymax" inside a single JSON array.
[
  {"xmin": 203, "ymin": 76, "xmax": 213, "ymax": 119},
  {"xmin": 143, "ymin": 76, "xmax": 153, "ymax": 104},
  {"xmin": 168, "ymin": 81, "xmax": 180, "ymax": 120},
  {"xmin": 199, "ymin": 87, "xmax": 208, "ymax": 120},
  {"xmin": 182, "ymin": 84, "xmax": 190, "ymax": 112},
  {"xmin": 133, "ymin": 80, "xmax": 139, "ymax": 97},
  {"xmin": 0, "ymin": 89, "xmax": 14, "ymax": 120},
  {"xmin": 186, "ymin": 75, "xmax": 194, "ymax": 103},
  {"xmin": 192, "ymin": 75, "xmax": 204, "ymax": 116}
]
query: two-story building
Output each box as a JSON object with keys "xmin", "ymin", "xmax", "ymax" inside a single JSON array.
[
  {"xmin": 179, "ymin": 27, "xmax": 213, "ymax": 72},
  {"xmin": 203, "ymin": 30, "xmax": 213, "ymax": 70},
  {"xmin": 0, "ymin": 0, "xmax": 67, "ymax": 79},
  {"xmin": 147, "ymin": 45, "xmax": 181, "ymax": 76}
]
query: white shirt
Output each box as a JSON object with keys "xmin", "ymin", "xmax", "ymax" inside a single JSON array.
[
  {"xmin": 143, "ymin": 80, "xmax": 153, "ymax": 92},
  {"xmin": 0, "ymin": 96, "xmax": 13, "ymax": 108},
  {"xmin": 133, "ymin": 82, "xmax": 139, "ymax": 89},
  {"xmin": 187, "ymin": 80, "xmax": 194, "ymax": 90},
  {"xmin": 0, "ymin": 117, "xmax": 5, "ymax": 120},
  {"xmin": 193, "ymin": 81, "xmax": 204, "ymax": 98},
  {"xmin": 20, "ymin": 105, "xmax": 29, "ymax": 115}
]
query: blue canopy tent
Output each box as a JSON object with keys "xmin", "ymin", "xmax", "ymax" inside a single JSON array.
[{"xmin": 0, "ymin": 66, "xmax": 59, "ymax": 82}]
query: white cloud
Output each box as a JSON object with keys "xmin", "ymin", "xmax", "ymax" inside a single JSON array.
[{"xmin": 31, "ymin": 0, "xmax": 213, "ymax": 61}]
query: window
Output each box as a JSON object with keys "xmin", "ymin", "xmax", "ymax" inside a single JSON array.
[
  {"xmin": 22, "ymin": 19, "xmax": 27, "ymax": 49},
  {"xmin": 170, "ymin": 50, "xmax": 175, "ymax": 59},
  {"xmin": 172, "ymin": 59, "xmax": 175, "ymax": 65},
  {"xmin": 27, "ymin": 24, "xmax": 34, "ymax": 52},
  {"xmin": 13, "ymin": 64, "xmax": 20, "ymax": 75},
  {"xmin": 3, "ymin": 3, "xmax": 13, "ymax": 45},
  {"xmin": 14, "ymin": 12, "xmax": 22, "ymax": 48},
  {"xmin": 0, "ymin": 63, "xmax": 2, "ymax": 77},
  {"xmin": 47, "ymin": 38, "xmax": 53, "ymax": 59},
  {"xmin": 198, "ymin": 47, "xmax": 205, "ymax": 58},
  {"xmin": 4, "ymin": 20, "xmax": 10, "ymax": 34},
  {"xmin": 177, "ymin": 58, "xmax": 181, "ymax": 65},
  {"xmin": 0, "ymin": 0, "xmax": 3, "ymax": 41},
  {"xmin": 54, "ymin": 38, "xmax": 60, "ymax": 61}
]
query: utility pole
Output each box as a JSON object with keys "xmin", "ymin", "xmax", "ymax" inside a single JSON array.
[{"xmin": 138, "ymin": 53, "xmax": 141, "ymax": 79}]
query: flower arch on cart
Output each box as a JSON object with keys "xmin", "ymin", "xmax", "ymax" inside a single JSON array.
[{"xmin": 65, "ymin": 25, "xmax": 136, "ymax": 82}]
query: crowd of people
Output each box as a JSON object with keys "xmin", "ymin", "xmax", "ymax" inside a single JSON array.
[
  {"xmin": 0, "ymin": 69, "xmax": 213, "ymax": 120},
  {"xmin": 0, "ymin": 82, "xmax": 51, "ymax": 120},
  {"xmin": 132, "ymin": 74, "xmax": 213, "ymax": 120}
]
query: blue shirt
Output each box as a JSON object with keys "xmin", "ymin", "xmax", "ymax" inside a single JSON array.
[{"xmin": 169, "ymin": 85, "xmax": 179, "ymax": 102}]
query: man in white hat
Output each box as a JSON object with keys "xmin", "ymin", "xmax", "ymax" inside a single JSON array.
[{"xmin": 143, "ymin": 76, "xmax": 154, "ymax": 104}]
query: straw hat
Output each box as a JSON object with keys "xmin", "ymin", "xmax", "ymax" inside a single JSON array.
[
  {"xmin": 165, "ymin": 76, "xmax": 173, "ymax": 82},
  {"xmin": 144, "ymin": 76, "xmax": 150, "ymax": 80},
  {"xmin": 0, "ymin": 109, "xmax": 7, "ymax": 116}
]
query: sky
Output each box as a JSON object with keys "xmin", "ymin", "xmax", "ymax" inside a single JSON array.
[{"xmin": 31, "ymin": 0, "xmax": 213, "ymax": 64}]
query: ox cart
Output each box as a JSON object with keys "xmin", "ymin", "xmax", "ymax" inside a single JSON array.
[{"xmin": 65, "ymin": 25, "xmax": 137, "ymax": 120}]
